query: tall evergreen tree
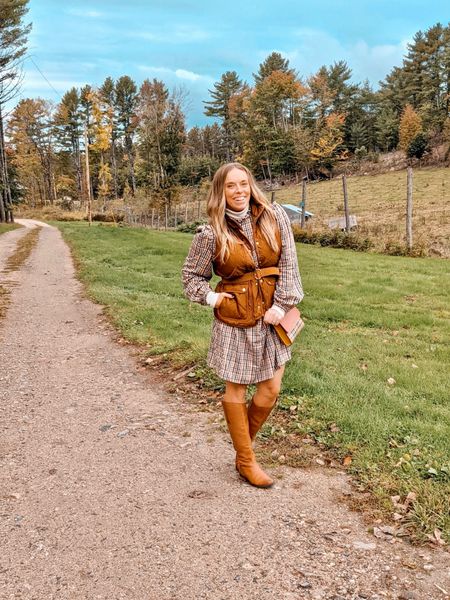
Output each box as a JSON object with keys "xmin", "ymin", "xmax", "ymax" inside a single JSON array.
[
  {"xmin": 253, "ymin": 51, "xmax": 296, "ymax": 85},
  {"xmin": 0, "ymin": 0, "xmax": 31, "ymax": 222},
  {"xmin": 203, "ymin": 71, "xmax": 247, "ymax": 160},
  {"xmin": 54, "ymin": 88, "xmax": 83, "ymax": 199},
  {"xmin": 115, "ymin": 76, "xmax": 138, "ymax": 195},
  {"xmin": 100, "ymin": 77, "xmax": 119, "ymax": 198}
]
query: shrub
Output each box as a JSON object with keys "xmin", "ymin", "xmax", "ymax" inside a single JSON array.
[
  {"xmin": 407, "ymin": 133, "xmax": 428, "ymax": 159},
  {"xmin": 292, "ymin": 226, "xmax": 372, "ymax": 252},
  {"xmin": 177, "ymin": 220, "xmax": 206, "ymax": 234}
]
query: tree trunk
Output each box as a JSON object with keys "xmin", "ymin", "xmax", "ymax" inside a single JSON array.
[
  {"xmin": 0, "ymin": 104, "xmax": 13, "ymax": 222},
  {"xmin": 111, "ymin": 138, "xmax": 118, "ymax": 199}
]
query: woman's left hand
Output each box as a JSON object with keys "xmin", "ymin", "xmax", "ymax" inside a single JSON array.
[{"xmin": 263, "ymin": 307, "xmax": 282, "ymax": 326}]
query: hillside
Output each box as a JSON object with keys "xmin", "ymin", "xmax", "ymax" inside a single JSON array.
[{"xmin": 271, "ymin": 166, "xmax": 450, "ymax": 257}]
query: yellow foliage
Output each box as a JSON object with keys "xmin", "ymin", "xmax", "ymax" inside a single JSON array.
[{"xmin": 399, "ymin": 104, "xmax": 422, "ymax": 152}]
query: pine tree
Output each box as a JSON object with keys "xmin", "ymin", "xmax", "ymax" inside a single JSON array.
[
  {"xmin": 54, "ymin": 88, "xmax": 83, "ymax": 199},
  {"xmin": 115, "ymin": 76, "xmax": 138, "ymax": 194},
  {"xmin": 203, "ymin": 71, "xmax": 247, "ymax": 160},
  {"xmin": 253, "ymin": 52, "xmax": 296, "ymax": 85},
  {"xmin": 0, "ymin": 0, "xmax": 31, "ymax": 222}
]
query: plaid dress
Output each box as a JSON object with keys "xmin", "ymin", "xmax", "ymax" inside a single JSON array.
[{"xmin": 182, "ymin": 202, "xmax": 304, "ymax": 384}]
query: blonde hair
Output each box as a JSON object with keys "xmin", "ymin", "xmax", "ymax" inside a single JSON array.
[{"xmin": 207, "ymin": 162, "xmax": 279, "ymax": 262}]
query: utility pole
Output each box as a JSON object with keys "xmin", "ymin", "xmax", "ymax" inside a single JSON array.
[
  {"xmin": 342, "ymin": 174, "xmax": 350, "ymax": 233},
  {"xmin": 301, "ymin": 177, "xmax": 307, "ymax": 228},
  {"xmin": 406, "ymin": 167, "xmax": 413, "ymax": 252},
  {"xmin": 84, "ymin": 128, "xmax": 92, "ymax": 226}
]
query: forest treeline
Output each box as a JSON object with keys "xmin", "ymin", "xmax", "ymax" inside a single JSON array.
[{"xmin": 1, "ymin": 3, "xmax": 450, "ymax": 219}]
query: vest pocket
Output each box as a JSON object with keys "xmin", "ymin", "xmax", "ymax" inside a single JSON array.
[
  {"xmin": 260, "ymin": 276, "xmax": 277, "ymax": 309},
  {"xmin": 216, "ymin": 283, "xmax": 249, "ymax": 322}
]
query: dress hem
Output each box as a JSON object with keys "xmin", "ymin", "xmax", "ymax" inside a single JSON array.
[{"xmin": 207, "ymin": 357, "xmax": 291, "ymax": 385}]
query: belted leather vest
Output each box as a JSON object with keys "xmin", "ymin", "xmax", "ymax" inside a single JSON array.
[{"xmin": 213, "ymin": 202, "xmax": 281, "ymax": 328}]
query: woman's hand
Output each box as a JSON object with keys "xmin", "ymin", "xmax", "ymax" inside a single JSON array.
[
  {"xmin": 215, "ymin": 292, "xmax": 234, "ymax": 307},
  {"xmin": 263, "ymin": 307, "xmax": 283, "ymax": 326}
]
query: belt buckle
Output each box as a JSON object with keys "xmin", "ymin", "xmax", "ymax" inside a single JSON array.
[{"xmin": 255, "ymin": 268, "xmax": 262, "ymax": 280}]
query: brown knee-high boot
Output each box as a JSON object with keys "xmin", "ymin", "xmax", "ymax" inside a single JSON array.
[
  {"xmin": 247, "ymin": 397, "xmax": 277, "ymax": 441},
  {"xmin": 235, "ymin": 397, "xmax": 277, "ymax": 471},
  {"xmin": 222, "ymin": 402, "xmax": 273, "ymax": 488}
]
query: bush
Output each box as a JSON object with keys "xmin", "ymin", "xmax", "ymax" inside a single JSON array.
[
  {"xmin": 384, "ymin": 240, "xmax": 427, "ymax": 257},
  {"xmin": 292, "ymin": 226, "xmax": 372, "ymax": 252},
  {"xmin": 87, "ymin": 213, "xmax": 125, "ymax": 223},
  {"xmin": 177, "ymin": 220, "xmax": 206, "ymax": 233},
  {"xmin": 407, "ymin": 133, "xmax": 428, "ymax": 159}
]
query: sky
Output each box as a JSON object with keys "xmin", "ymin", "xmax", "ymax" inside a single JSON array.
[{"xmin": 11, "ymin": 0, "xmax": 450, "ymax": 128}]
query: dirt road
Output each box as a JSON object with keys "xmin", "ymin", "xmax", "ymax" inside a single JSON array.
[{"xmin": 0, "ymin": 221, "xmax": 448, "ymax": 600}]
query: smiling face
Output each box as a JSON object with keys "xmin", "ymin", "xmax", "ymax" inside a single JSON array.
[{"xmin": 223, "ymin": 167, "xmax": 251, "ymax": 212}]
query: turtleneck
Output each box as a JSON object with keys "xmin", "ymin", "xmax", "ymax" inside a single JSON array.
[{"xmin": 225, "ymin": 205, "xmax": 250, "ymax": 221}]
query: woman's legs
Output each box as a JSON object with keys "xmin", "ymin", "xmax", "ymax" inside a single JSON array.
[{"xmin": 222, "ymin": 380, "xmax": 273, "ymax": 488}]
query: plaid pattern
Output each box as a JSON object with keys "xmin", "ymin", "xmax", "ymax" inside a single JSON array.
[{"xmin": 182, "ymin": 202, "xmax": 304, "ymax": 384}]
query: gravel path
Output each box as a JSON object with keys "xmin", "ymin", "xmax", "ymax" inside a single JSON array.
[{"xmin": 0, "ymin": 221, "xmax": 448, "ymax": 600}]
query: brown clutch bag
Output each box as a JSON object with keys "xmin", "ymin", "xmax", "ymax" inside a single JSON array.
[{"xmin": 273, "ymin": 307, "xmax": 304, "ymax": 346}]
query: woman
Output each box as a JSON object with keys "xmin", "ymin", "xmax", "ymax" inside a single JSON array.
[{"xmin": 182, "ymin": 162, "xmax": 303, "ymax": 488}]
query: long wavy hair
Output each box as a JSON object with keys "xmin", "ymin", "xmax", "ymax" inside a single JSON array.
[{"xmin": 207, "ymin": 162, "xmax": 279, "ymax": 262}]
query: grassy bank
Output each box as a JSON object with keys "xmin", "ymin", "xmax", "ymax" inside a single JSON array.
[
  {"xmin": 57, "ymin": 222, "xmax": 450, "ymax": 543},
  {"xmin": 0, "ymin": 223, "xmax": 21, "ymax": 235}
]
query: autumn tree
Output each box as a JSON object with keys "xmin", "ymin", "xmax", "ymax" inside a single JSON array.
[
  {"xmin": 87, "ymin": 89, "xmax": 113, "ymax": 205},
  {"xmin": 0, "ymin": 0, "xmax": 31, "ymax": 221},
  {"xmin": 136, "ymin": 79, "xmax": 186, "ymax": 209},
  {"xmin": 310, "ymin": 113, "xmax": 346, "ymax": 177},
  {"xmin": 7, "ymin": 98, "xmax": 57, "ymax": 205},
  {"xmin": 399, "ymin": 104, "xmax": 422, "ymax": 152}
]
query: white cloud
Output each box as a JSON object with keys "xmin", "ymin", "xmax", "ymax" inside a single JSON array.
[
  {"xmin": 137, "ymin": 65, "xmax": 173, "ymax": 75},
  {"xmin": 175, "ymin": 69, "xmax": 202, "ymax": 81},
  {"xmin": 138, "ymin": 65, "xmax": 213, "ymax": 83},
  {"xmin": 132, "ymin": 25, "xmax": 212, "ymax": 44},
  {"xmin": 285, "ymin": 28, "xmax": 410, "ymax": 85},
  {"xmin": 66, "ymin": 9, "xmax": 103, "ymax": 18}
]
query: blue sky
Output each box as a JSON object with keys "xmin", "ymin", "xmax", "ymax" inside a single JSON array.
[{"xmin": 14, "ymin": 0, "xmax": 450, "ymax": 128}]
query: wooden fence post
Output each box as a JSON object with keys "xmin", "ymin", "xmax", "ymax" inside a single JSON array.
[
  {"xmin": 342, "ymin": 174, "xmax": 350, "ymax": 233},
  {"xmin": 174, "ymin": 204, "xmax": 178, "ymax": 228},
  {"xmin": 151, "ymin": 208, "xmax": 155, "ymax": 228},
  {"xmin": 406, "ymin": 167, "xmax": 413, "ymax": 251},
  {"xmin": 301, "ymin": 177, "xmax": 307, "ymax": 228},
  {"xmin": 271, "ymin": 191, "xmax": 275, "ymax": 204},
  {"xmin": 157, "ymin": 213, "xmax": 160, "ymax": 229},
  {"xmin": 197, "ymin": 199, "xmax": 201, "ymax": 220},
  {"xmin": 165, "ymin": 205, "xmax": 168, "ymax": 230},
  {"xmin": 185, "ymin": 202, "xmax": 188, "ymax": 223}
]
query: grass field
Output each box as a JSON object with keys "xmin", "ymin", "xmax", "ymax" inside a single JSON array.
[
  {"xmin": 0, "ymin": 222, "xmax": 21, "ymax": 235},
  {"xmin": 56, "ymin": 221, "xmax": 450, "ymax": 543}
]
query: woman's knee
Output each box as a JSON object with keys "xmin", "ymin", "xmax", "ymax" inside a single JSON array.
[
  {"xmin": 224, "ymin": 381, "xmax": 247, "ymax": 403},
  {"xmin": 255, "ymin": 379, "xmax": 281, "ymax": 403}
]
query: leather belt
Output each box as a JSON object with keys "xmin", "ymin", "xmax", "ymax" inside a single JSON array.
[{"xmin": 222, "ymin": 266, "xmax": 280, "ymax": 284}]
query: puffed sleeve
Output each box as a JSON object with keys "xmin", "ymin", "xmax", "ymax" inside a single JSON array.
[
  {"xmin": 182, "ymin": 225, "xmax": 216, "ymax": 305},
  {"xmin": 271, "ymin": 203, "xmax": 304, "ymax": 312}
]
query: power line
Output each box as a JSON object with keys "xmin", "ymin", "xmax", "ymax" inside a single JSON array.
[{"xmin": 26, "ymin": 55, "xmax": 63, "ymax": 100}]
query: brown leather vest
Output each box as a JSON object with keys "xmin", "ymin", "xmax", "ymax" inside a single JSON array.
[{"xmin": 213, "ymin": 202, "xmax": 281, "ymax": 328}]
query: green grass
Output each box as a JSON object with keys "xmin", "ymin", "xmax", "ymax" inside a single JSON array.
[
  {"xmin": 57, "ymin": 221, "xmax": 450, "ymax": 542},
  {"xmin": 0, "ymin": 222, "xmax": 22, "ymax": 235}
]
